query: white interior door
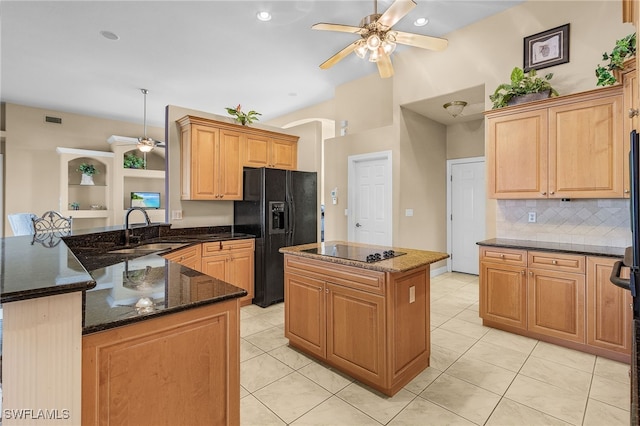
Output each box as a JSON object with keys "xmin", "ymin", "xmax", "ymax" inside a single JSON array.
[
  {"xmin": 449, "ymin": 158, "xmax": 485, "ymax": 275},
  {"xmin": 348, "ymin": 152, "xmax": 392, "ymax": 245}
]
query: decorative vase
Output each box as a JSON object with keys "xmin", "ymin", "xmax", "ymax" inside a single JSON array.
[
  {"xmin": 80, "ymin": 173, "xmax": 94, "ymax": 185},
  {"xmin": 507, "ymin": 90, "xmax": 552, "ymax": 106}
]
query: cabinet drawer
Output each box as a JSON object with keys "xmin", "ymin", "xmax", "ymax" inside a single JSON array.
[
  {"xmin": 528, "ymin": 251, "xmax": 585, "ymax": 273},
  {"xmin": 202, "ymin": 239, "xmax": 254, "ymax": 256},
  {"xmin": 285, "ymin": 255, "xmax": 385, "ymax": 294},
  {"xmin": 163, "ymin": 244, "xmax": 201, "ymax": 264},
  {"xmin": 480, "ymin": 247, "xmax": 527, "ymax": 266}
]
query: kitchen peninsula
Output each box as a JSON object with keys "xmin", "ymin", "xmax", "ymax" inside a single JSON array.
[
  {"xmin": 280, "ymin": 241, "xmax": 449, "ymax": 396},
  {"xmin": 1, "ymin": 225, "xmax": 250, "ymax": 426}
]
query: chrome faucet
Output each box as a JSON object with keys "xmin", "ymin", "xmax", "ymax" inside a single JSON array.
[{"xmin": 124, "ymin": 207, "xmax": 151, "ymax": 246}]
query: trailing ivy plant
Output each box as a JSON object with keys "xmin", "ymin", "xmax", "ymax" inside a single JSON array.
[
  {"xmin": 595, "ymin": 33, "xmax": 636, "ymax": 86},
  {"xmin": 489, "ymin": 67, "xmax": 559, "ymax": 109}
]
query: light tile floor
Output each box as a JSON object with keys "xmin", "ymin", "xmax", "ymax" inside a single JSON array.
[{"xmin": 240, "ymin": 272, "xmax": 631, "ymax": 425}]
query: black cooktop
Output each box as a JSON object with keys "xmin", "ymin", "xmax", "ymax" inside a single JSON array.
[{"xmin": 302, "ymin": 244, "xmax": 406, "ymax": 263}]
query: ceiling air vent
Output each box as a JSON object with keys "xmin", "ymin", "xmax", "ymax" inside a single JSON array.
[{"xmin": 45, "ymin": 116, "xmax": 62, "ymax": 124}]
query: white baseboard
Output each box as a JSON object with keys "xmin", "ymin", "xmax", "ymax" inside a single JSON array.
[{"xmin": 431, "ymin": 265, "xmax": 449, "ymax": 277}]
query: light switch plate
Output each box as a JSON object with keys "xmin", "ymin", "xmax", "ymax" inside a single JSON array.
[
  {"xmin": 172, "ymin": 210, "xmax": 183, "ymax": 220},
  {"xmin": 405, "ymin": 209, "xmax": 414, "ymax": 217}
]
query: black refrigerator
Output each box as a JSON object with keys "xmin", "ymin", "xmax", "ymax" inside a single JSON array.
[
  {"xmin": 611, "ymin": 130, "xmax": 640, "ymax": 424},
  {"xmin": 234, "ymin": 167, "xmax": 318, "ymax": 307}
]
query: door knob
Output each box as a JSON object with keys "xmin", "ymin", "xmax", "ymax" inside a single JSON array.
[{"xmin": 355, "ymin": 223, "xmax": 362, "ymax": 227}]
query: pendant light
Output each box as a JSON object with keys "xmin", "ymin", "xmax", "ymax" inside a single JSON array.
[{"xmin": 137, "ymin": 89, "xmax": 155, "ymax": 153}]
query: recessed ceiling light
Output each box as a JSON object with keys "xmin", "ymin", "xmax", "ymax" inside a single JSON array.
[
  {"xmin": 100, "ymin": 30, "xmax": 120, "ymax": 40},
  {"xmin": 256, "ymin": 11, "xmax": 272, "ymax": 22},
  {"xmin": 413, "ymin": 17, "xmax": 428, "ymax": 27}
]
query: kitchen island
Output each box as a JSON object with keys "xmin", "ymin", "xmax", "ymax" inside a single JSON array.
[
  {"xmin": 280, "ymin": 241, "xmax": 448, "ymax": 396},
  {"xmin": 1, "ymin": 224, "xmax": 250, "ymax": 426}
]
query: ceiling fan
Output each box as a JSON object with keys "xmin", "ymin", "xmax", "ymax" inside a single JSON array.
[
  {"xmin": 108, "ymin": 89, "xmax": 165, "ymax": 152},
  {"xmin": 312, "ymin": 0, "xmax": 448, "ymax": 78}
]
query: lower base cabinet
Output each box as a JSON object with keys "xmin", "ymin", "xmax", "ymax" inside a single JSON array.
[
  {"xmin": 480, "ymin": 246, "xmax": 631, "ymax": 363},
  {"xmin": 82, "ymin": 299, "xmax": 240, "ymax": 426},
  {"xmin": 284, "ymin": 254, "xmax": 430, "ymax": 396}
]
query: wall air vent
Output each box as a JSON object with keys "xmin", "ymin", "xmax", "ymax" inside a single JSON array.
[{"xmin": 45, "ymin": 116, "xmax": 62, "ymax": 124}]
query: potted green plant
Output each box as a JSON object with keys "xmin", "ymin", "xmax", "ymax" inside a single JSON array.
[
  {"xmin": 124, "ymin": 152, "xmax": 145, "ymax": 169},
  {"xmin": 489, "ymin": 67, "xmax": 559, "ymax": 109},
  {"xmin": 225, "ymin": 104, "xmax": 261, "ymax": 125},
  {"xmin": 595, "ymin": 33, "xmax": 636, "ymax": 86},
  {"xmin": 77, "ymin": 163, "xmax": 99, "ymax": 185}
]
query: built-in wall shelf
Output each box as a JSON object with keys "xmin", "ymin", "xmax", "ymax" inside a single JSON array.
[
  {"xmin": 64, "ymin": 210, "xmax": 112, "ymax": 219},
  {"xmin": 122, "ymin": 169, "xmax": 165, "ymax": 179}
]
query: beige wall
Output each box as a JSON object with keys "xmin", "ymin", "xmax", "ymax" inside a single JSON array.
[
  {"xmin": 267, "ymin": 0, "xmax": 631, "ymax": 251},
  {"xmin": 4, "ymin": 103, "xmax": 163, "ymax": 235}
]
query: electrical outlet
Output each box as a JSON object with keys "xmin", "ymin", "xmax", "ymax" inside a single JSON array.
[
  {"xmin": 528, "ymin": 212, "xmax": 536, "ymax": 223},
  {"xmin": 405, "ymin": 209, "xmax": 413, "ymax": 217},
  {"xmin": 172, "ymin": 210, "xmax": 183, "ymax": 220}
]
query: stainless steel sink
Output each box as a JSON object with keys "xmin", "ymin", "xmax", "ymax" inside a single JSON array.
[{"xmin": 108, "ymin": 242, "xmax": 187, "ymax": 255}]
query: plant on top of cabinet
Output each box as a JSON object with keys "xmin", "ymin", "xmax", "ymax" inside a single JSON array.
[
  {"xmin": 489, "ymin": 66, "xmax": 559, "ymax": 109},
  {"xmin": 225, "ymin": 104, "xmax": 261, "ymax": 125},
  {"xmin": 123, "ymin": 152, "xmax": 145, "ymax": 169},
  {"xmin": 595, "ymin": 32, "xmax": 636, "ymax": 86}
]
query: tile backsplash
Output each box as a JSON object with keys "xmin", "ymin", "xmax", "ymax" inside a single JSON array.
[{"xmin": 496, "ymin": 199, "xmax": 631, "ymax": 248}]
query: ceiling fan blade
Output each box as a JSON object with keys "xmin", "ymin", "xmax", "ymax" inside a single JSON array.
[
  {"xmin": 376, "ymin": 52, "xmax": 394, "ymax": 78},
  {"xmin": 394, "ymin": 31, "xmax": 448, "ymax": 51},
  {"xmin": 319, "ymin": 41, "xmax": 359, "ymax": 69},
  {"xmin": 377, "ymin": 0, "xmax": 416, "ymax": 29},
  {"xmin": 312, "ymin": 23, "xmax": 364, "ymax": 34}
]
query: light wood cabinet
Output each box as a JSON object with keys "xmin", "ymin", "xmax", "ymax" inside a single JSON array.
[
  {"xmin": 479, "ymin": 249, "xmax": 527, "ymax": 330},
  {"xmin": 480, "ymin": 245, "xmax": 630, "ymax": 362},
  {"xmin": 587, "ymin": 256, "xmax": 633, "ymax": 355},
  {"xmin": 82, "ymin": 298, "xmax": 240, "ymax": 426},
  {"xmin": 163, "ymin": 244, "xmax": 202, "ymax": 271},
  {"xmin": 284, "ymin": 254, "xmax": 430, "ymax": 396},
  {"xmin": 622, "ymin": 59, "xmax": 637, "ymax": 198},
  {"xmin": 202, "ymin": 239, "xmax": 255, "ymax": 306},
  {"xmin": 486, "ymin": 86, "xmax": 624, "ymax": 199},
  {"xmin": 178, "ymin": 117, "xmax": 243, "ymax": 200},
  {"xmin": 244, "ymin": 135, "xmax": 298, "ymax": 170}
]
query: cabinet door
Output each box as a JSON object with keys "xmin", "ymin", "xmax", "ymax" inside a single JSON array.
[
  {"xmin": 548, "ymin": 94, "xmax": 624, "ymax": 198},
  {"xmin": 527, "ymin": 268, "xmax": 585, "ymax": 343},
  {"xmin": 218, "ymin": 129, "xmax": 244, "ymax": 200},
  {"xmin": 587, "ymin": 256, "xmax": 632, "ymax": 354},
  {"xmin": 244, "ymin": 134, "xmax": 270, "ymax": 168},
  {"xmin": 486, "ymin": 109, "xmax": 548, "ymax": 198},
  {"xmin": 270, "ymin": 138, "xmax": 298, "ymax": 170},
  {"xmin": 326, "ymin": 282, "xmax": 385, "ymax": 386},
  {"xmin": 623, "ymin": 68, "xmax": 637, "ymax": 198},
  {"xmin": 229, "ymin": 249, "xmax": 254, "ymax": 306},
  {"xmin": 203, "ymin": 252, "xmax": 229, "ymax": 282},
  {"xmin": 480, "ymin": 261, "xmax": 527, "ymax": 329},
  {"xmin": 190, "ymin": 124, "xmax": 219, "ymax": 200},
  {"xmin": 284, "ymin": 272, "xmax": 325, "ymax": 358}
]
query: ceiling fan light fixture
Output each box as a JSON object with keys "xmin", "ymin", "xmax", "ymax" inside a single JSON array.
[
  {"xmin": 137, "ymin": 137, "xmax": 155, "ymax": 153},
  {"xmin": 366, "ymin": 33, "xmax": 381, "ymax": 50},
  {"xmin": 382, "ymin": 34, "xmax": 396, "ymax": 55},
  {"xmin": 369, "ymin": 47, "xmax": 382, "ymax": 62},
  {"xmin": 354, "ymin": 40, "xmax": 368, "ymax": 59},
  {"xmin": 443, "ymin": 101, "xmax": 467, "ymax": 118}
]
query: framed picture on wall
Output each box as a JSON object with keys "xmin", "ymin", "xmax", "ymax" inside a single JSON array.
[{"xmin": 523, "ymin": 23, "xmax": 570, "ymax": 72}]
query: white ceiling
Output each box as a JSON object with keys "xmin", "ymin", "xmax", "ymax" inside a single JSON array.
[{"xmin": 1, "ymin": 1, "xmax": 521, "ymax": 131}]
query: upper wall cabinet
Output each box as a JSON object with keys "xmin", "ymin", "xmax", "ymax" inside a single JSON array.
[
  {"xmin": 244, "ymin": 134, "xmax": 298, "ymax": 170},
  {"xmin": 486, "ymin": 86, "xmax": 624, "ymax": 199},
  {"xmin": 178, "ymin": 116, "xmax": 299, "ymax": 201}
]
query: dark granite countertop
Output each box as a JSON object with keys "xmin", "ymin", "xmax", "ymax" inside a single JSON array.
[
  {"xmin": 477, "ymin": 238, "xmax": 626, "ymax": 258},
  {"xmin": 0, "ymin": 224, "xmax": 254, "ymax": 333}
]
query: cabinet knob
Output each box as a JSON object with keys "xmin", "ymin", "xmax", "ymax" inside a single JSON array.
[
  {"xmin": 521, "ymin": 270, "xmax": 525, "ymax": 275},
  {"xmin": 325, "ymin": 288, "xmax": 329, "ymax": 293},
  {"xmin": 529, "ymin": 271, "xmax": 534, "ymax": 276},
  {"xmin": 541, "ymin": 192, "xmax": 547, "ymax": 196},
  {"xmin": 630, "ymin": 108, "xmax": 639, "ymax": 118},
  {"xmin": 626, "ymin": 189, "xmax": 631, "ymax": 194},
  {"xmin": 500, "ymin": 254, "xmax": 505, "ymax": 259},
  {"xmin": 552, "ymin": 260, "xmax": 557, "ymax": 264},
  {"xmin": 549, "ymin": 191, "xmax": 555, "ymax": 195}
]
